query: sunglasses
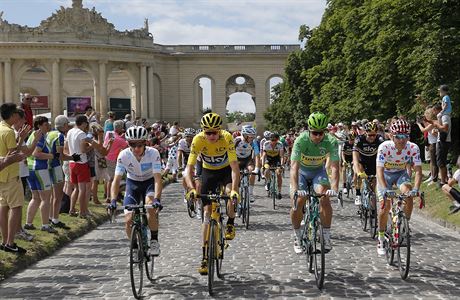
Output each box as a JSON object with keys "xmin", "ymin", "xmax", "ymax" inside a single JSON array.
[
  {"xmin": 394, "ymin": 134, "xmax": 409, "ymax": 140},
  {"xmin": 310, "ymin": 131, "xmax": 324, "ymax": 136},
  {"xmin": 270, "ymin": 139, "xmax": 278, "ymax": 142},
  {"xmin": 204, "ymin": 131, "xmax": 219, "ymax": 136},
  {"xmin": 129, "ymin": 142, "xmax": 146, "ymax": 148},
  {"xmin": 367, "ymin": 133, "xmax": 377, "ymax": 137}
]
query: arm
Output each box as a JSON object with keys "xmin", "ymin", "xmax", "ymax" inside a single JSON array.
[
  {"xmin": 290, "ymin": 160, "xmax": 300, "ymax": 193},
  {"xmin": 32, "ymin": 147, "xmax": 54, "ymax": 160},
  {"xmin": 177, "ymin": 150, "xmax": 184, "ymax": 169},
  {"xmin": 185, "ymin": 163, "xmax": 196, "ymax": 190},
  {"xmin": 56, "ymin": 145, "xmax": 73, "ymax": 161},
  {"xmin": 353, "ymin": 151, "xmax": 364, "ymax": 173},
  {"xmin": 229, "ymin": 160, "xmax": 240, "ymax": 192},
  {"xmin": 413, "ymin": 165, "xmax": 422, "ymax": 191},
  {"xmin": 110, "ymin": 174, "xmax": 122, "ymax": 200},
  {"xmin": 153, "ymin": 172, "xmax": 163, "ymax": 199},
  {"xmin": 376, "ymin": 166, "xmax": 386, "ymax": 190},
  {"xmin": 330, "ymin": 160, "xmax": 340, "ymax": 192},
  {"xmin": 279, "ymin": 147, "xmax": 285, "ymax": 166},
  {"xmin": 0, "ymin": 151, "xmax": 26, "ymax": 171},
  {"xmin": 19, "ymin": 130, "xmax": 43, "ymax": 156}
]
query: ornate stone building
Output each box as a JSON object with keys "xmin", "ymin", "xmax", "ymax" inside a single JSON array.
[{"xmin": 0, "ymin": 0, "xmax": 297, "ymax": 130}]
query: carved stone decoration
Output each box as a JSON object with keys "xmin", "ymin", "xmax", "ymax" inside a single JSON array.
[{"xmin": 225, "ymin": 74, "xmax": 256, "ymax": 101}]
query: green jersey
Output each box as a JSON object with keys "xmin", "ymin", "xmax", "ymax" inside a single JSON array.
[{"xmin": 291, "ymin": 132, "xmax": 339, "ymax": 171}]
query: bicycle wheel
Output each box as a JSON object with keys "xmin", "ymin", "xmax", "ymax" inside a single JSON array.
[
  {"xmin": 187, "ymin": 199, "xmax": 196, "ymax": 218},
  {"xmin": 397, "ymin": 214, "xmax": 411, "ymax": 280},
  {"xmin": 208, "ymin": 220, "xmax": 216, "ymax": 296},
  {"xmin": 369, "ymin": 194, "xmax": 378, "ymax": 239},
  {"xmin": 337, "ymin": 191, "xmax": 343, "ymax": 208},
  {"xmin": 306, "ymin": 215, "xmax": 315, "ymax": 274},
  {"xmin": 244, "ymin": 186, "xmax": 250, "ymax": 229},
  {"xmin": 272, "ymin": 173, "xmax": 277, "ymax": 210},
  {"xmin": 240, "ymin": 186, "xmax": 246, "ymax": 223},
  {"xmin": 312, "ymin": 217, "xmax": 325, "ymax": 289},
  {"xmin": 144, "ymin": 228, "xmax": 155, "ymax": 282},
  {"xmin": 129, "ymin": 225, "xmax": 144, "ymax": 299},
  {"xmin": 360, "ymin": 206, "xmax": 368, "ymax": 231},
  {"xmin": 385, "ymin": 214, "xmax": 395, "ymax": 265},
  {"xmin": 216, "ymin": 220, "xmax": 224, "ymax": 279}
]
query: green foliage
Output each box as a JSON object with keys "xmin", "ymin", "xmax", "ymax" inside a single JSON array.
[
  {"xmin": 226, "ymin": 110, "xmax": 255, "ymax": 123},
  {"xmin": 266, "ymin": 0, "xmax": 460, "ymax": 132}
]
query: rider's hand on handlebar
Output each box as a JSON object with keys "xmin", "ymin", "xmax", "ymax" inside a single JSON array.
[
  {"xmin": 384, "ymin": 189, "xmax": 396, "ymax": 198},
  {"xmin": 186, "ymin": 189, "xmax": 197, "ymax": 201},
  {"xmin": 409, "ymin": 188, "xmax": 419, "ymax": 197},
  {"xmin": 230, "ymin": 190, "xmax": 240, "ymax": 202},
  {"xmin": 263, "ymin": 163, "xmax": 270, "ymax": 169},
  {"xmin": 152, "ymin": 198, "xmax": 163, "ymax": 211},
  {"xmin": 295, "ymin": 190, "xmax": 308, "ymax": 197}
]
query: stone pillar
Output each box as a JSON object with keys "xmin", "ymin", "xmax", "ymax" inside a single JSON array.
[
  {"xmin": 214, "ymin": 81, "xmax": 227, "ymax": 128},
  {"xmin": 255, "ymin": 80, "xmax": 268, "ymax": 133},
  {"xmin": 4, "ymin": 59, "xmax": 13, "ymax": 102},
  {"xmin": 51, "ymin": 59, "xmax": 61, "ymax": 118},
  {"xmin": 0, "ymin": 62, "xmax": 4, "ymax": 103},
  {"xmin": 147, "ymin": 66, "xmax": 155, "ymax": 119},
  {"xmin": 140, "ymin": 64, "xmax": 148, "ymax": 119},
  {"xmin": 99, "ymin": 60, "xmax": 108, "ymax": 117}
]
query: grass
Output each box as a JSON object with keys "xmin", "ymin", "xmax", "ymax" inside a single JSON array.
[{"xmin": 0, "ymin": 175, "xmax": 174, "ymax": 281}]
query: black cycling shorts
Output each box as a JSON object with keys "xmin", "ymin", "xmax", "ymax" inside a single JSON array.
[
  {"xmin": 266, "ymin": 156, "xmax": 281, "ymax": 168},
  {"xmin": 238, "ymin": 157, "xmax": 254, "ymax": 170},
  {"xmin": 200, "ymin": 166, "xmax": 232, "ymax": 207}
]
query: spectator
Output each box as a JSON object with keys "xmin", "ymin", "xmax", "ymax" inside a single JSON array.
[
  {"xmin": 442, "ymin": 156, "xmax": 460, "ymax": 214},
  {"xmin": 20, "ymin": 93, "xmax": 33, "ymax": 128},
  {"xmin": 0, "ymin": 103, "xmax": 28, "ymax": 254},
  {"xmin": 104, "ymin": 111, "xmax": 115, "ymax": 133},
  {"xmin": 89, "ymin": 123, "xmax": 112, "ymax": 204},
  {"xmin": 47, "ymin": 115, "xmax": 72, "ymax": 229},
  {"xmin": 169, "ymin": 121, "xmax": 179, "ymax": 136},
  {"xmin": 438, "ymin": 84, "xmax": 452, "ymax": 116},
  {"xmin": 24, "ymin": 116, "xmax": 57, "ymax": 234},
  {"xmin": 84, "ymin": 105, "xmax": 97, "ymax": 123},
  {"xmin": 416, "ymin": 106, "xmax": 438, "ymax": 185},
  {"xmin": 104, "ymin": 120, "xmax": 127, "ymax": 203},
  {"xmin": 65, "ymin": 115, "xmax": 92, "ymax": 218},
  {"xmin": 123, "ymin": 114, "xmax": 134, "ymax": 129},
  {"xmin": 431, "ymin": 104, "xmax": 451, "ymax": 185}
]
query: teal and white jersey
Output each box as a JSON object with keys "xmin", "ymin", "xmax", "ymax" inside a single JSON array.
[{"xmin": 27, "ymin": 131, "xmax": 51, "ymax": 170}]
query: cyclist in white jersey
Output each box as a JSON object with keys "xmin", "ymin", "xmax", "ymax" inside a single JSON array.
[
  {"xmin": 235, "ymin": 126, "xmax": 260, "ymax": 202},
  {"xmin": 260, "ymin": 131, "xmax": 270, "ymax": 179},
  {"xmin": 376, "ymin": 119, "xmax": 422, "ymax": 256},
  {"xmin": 110, "ymin": 126, "xmax": 163, "ymax": 256}
]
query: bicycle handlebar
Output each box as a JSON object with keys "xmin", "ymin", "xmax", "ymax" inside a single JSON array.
[
  {"xmin": 292, "ymin": 190, "xmax": 335, "ymax": 211},
  {"xmin": 381, "ymin": 191, "xmax": 425, "ymax": 209}
]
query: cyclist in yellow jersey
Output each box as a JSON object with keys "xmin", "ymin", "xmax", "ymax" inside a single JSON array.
[{"xmin": 185, "ymin": 112, "xmax": 240, "ymax": 275}]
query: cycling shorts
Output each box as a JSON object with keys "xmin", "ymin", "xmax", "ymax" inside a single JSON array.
[
  {"xmin": 123, "ymin": 177, "xmax": 156, "ymax": 213},
  {"xmin": 28, "ymin": 169, "xmax": 52, "ymax": 191},
  {"xmin": 238, "ymin": 157, "xmax": 254, "ymax": 171},
  {"xmin": 358, "ymin": 159, "xmax": 377, "ymax": 176},
  {"xmin": 200, "ymin": 166, "xmax": 232, "ymax": 207},
  {"xmin": 298, "ymin": 167, "xmax": 330, "ymax": 192},
  {"xmin": 265, "ymin": 156, "xmax": 281, "ymax": 168},
  {"xmin": 377, "ymin": 170, "xmax": 411, "ymax": 200},
  {"xmin": 50, "ymin": 166, "xmax": 64, "ymax": 184}
]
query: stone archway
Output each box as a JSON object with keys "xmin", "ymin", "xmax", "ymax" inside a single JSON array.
[{"xmin": 194, "ymin": 75, "xmax": 216, "ymax": 123}]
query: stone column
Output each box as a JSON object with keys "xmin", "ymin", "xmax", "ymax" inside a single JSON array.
[
  {"xmin": 147, "ymin": 66, "xmax": 155, "ymax": 119},
  {"xmin": 51, "ymin": 59, "xmax": 61, "ymax": 118},
  {"xmin": 140, "ymin": 64, "xmax": 148, "ymax": 119},
  {"xmin": 0, "ymin": 62, "xmax": 4, "ymax": 103},
  {"xmin": 99, "ymin": 60, "xmax": 108, "ymax": 117},
  {"xmin": 4, "ymin": 59, "xmax": 13, "ymax": 102},
  {"xmin": 255, "ymin": 79, "xmax": 268, "ymax": 134},
  {"xmin": 214, "ymin": 81, "xmax": 227, "ymax": 127}
]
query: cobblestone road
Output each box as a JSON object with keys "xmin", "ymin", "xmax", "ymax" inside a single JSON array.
[{"xmin": 1, "ymin": 177, "xmax": 459, "ymax": 299}]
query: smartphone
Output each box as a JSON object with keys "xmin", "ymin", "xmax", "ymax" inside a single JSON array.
[
  {"xmin": 108, "ymin": 132, "xmax": 114, "ymax": 139},
  {"xmin": 86, "ymin": 133, "xmax": 93, "ymax": 140}
]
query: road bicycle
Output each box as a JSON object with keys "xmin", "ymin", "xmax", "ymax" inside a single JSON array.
[
  {"xmin": 197, "ymin": 192, "xmax": 234, "ymax": 296},
  {"xmin": 267, "ymin": 166, "xmax": 281, "ymax": 209},
  {"xmin": 238, "ymin": 169, "xmax": 250, "ymax": 229},
  {"xmin": 358, "ymin": 176, "xmax": 378, "ymax": 239},
  {"xmin": 383, "ymin": 190, "xmax": 424, "ymax": 280},
  {"xmin": 293, "ymin": 181, "xmax": 332, "ymax": 290}
]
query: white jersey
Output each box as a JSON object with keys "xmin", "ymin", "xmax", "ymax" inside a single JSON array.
[
  {"xmin": 115, "ymin": 146, "xmax": 162, "ymax": 181},
  {"xmin": 177, "ymin": 138, "xmax": 191, "ymax": 165},
  {"xmin": 263, "ymin": 141, "xmax": 284, "ymax": 158},
  {"xmin": 376, "ymin": 140, "xmax": 421, "ymax": 173},
  {"xmin": 235, "ymin": 136, "xmax": 254, "ymax": 159},
  {"xmin": 260, "ymin": 138, "xmax": 267, "ymax": 151}
]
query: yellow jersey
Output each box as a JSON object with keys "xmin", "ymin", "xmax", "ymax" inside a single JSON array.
[{"xmin": 187, "ymin": 130, "xmax": 237, "ymax": 170}]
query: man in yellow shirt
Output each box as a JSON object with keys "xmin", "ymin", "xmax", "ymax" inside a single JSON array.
[
  {"xmin": 184, "ymin": 112, "xmax": 240, "ymax": 275},
  {"xmin": 0, "ymin": 103, "xmax": 27, "ymax": 254}
]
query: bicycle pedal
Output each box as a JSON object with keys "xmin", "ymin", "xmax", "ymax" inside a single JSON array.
[{"xmin": 224, "ymin": 242, "xmax": 229, "ymax": 249}]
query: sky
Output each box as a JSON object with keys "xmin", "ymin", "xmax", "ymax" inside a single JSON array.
[{"xmin": 1, "ymin": 0, "xmax": 327, "ymax": 113}]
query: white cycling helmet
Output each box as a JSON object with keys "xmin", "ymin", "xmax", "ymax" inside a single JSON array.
[
  {"xmin": 126, "ymin": 126, "xmax": 148, "ymax": 141},
  {"xmin": 263, "ymin": 130, "xmax": 271, "ymax": 139},
  {"xmin": 242, "ymin": 127, "xmax": 256, "ymax": 136},
  {"xmin": 184, "ymin": 128, "xmax": 196, "ymax": 137}
]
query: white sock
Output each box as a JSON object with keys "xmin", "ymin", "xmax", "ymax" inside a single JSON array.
[
  {"xmin": 323, "ymin": 227, "xmax": 331, "ymax": 237},
  {"xmin": 51, "ymin": 218, "xmax": 59, "ymax": 224},
  {"xmin": 249, "ymin": 185, "xmax": 254, "ymax": 195}
]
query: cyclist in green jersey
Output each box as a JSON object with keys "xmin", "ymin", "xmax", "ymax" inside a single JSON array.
[{"xmin": 290, "ymin": 112, "xmax": 340, "ymax": 254}]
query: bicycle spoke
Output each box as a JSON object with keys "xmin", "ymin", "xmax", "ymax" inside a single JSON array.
[
  {"xmin": 397, "ymin": 215, "xmax": 411, "ymax": 280},
  {"xmin": 130, "ymin": 226, "xmax": 144, "ymax": 299}
]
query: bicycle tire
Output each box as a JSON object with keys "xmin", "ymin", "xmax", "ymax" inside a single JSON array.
[
  {"xmin": 306, "ymin": 213, "xmax": 314, "ymax": 274},
  {"xmin": 244, "ymin": 186, "xmax": 250, "ymax": 229},
  {"xmin": 144, "ymin": 226, "xmax": 155, "ymax": 282},
  {"xmin": 129, "ymin": 225, "xmax": 144, "ymax": 299},
  {"xmin": 272, "ymin": 173, "xmax": 277, "ymax": 210},
  {"xmin": 385, "ymin": 214, "xmax": 395, "ymax": 265},
  {"xmin": 313, "ymin": 218, "xmax": 325, "ymax": 289},
  {"xmin": 240, "ymin": 186, "xmax": 246, "ymax": 223},
  {"xmin": 369, "ymin": 193, "xmax": 377, "ymax": 239},
  {"xmin": 208, "ymin": 220, "xmax": 216, "ymax": 296},
  {"xmin": 187, "ymin": 199, "xmax": 196, "ymax": 219},
  {"xmin": 216, "ymin": 220, "xmax": 224, "ymax": 279},
  {"xmin": 397, "ymin": 214, "xmax": 411, "ymax": 280},
  {"xmin": 360, "ymin": 206, "xmax": 368, "ymax": 231}
]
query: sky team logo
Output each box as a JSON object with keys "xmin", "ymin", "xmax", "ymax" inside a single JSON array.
[{"xmin": 201, "ymin": 153, "xmax": 228, "ymax": 166}]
